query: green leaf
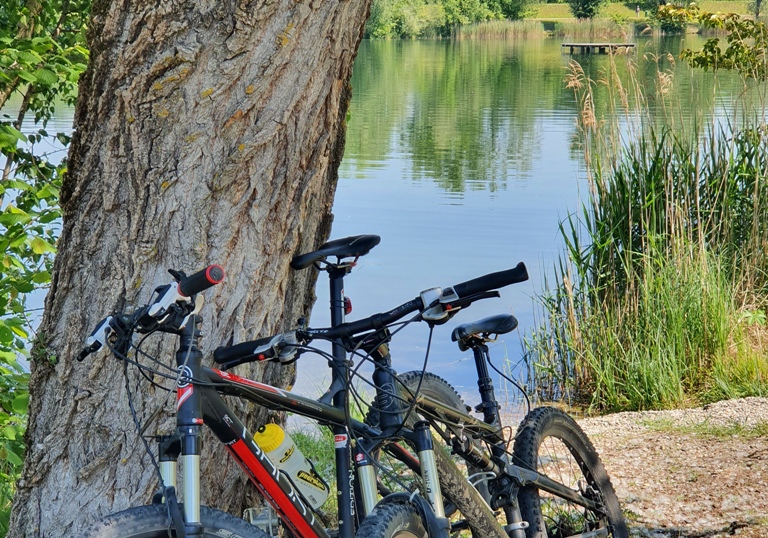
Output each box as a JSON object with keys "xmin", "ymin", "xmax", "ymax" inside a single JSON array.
[
  {"xmin": 0, "ymin": 124, "xmax": 28, "ymax": 149},
  {"xmin": 2, "ymin": 443, "xmax": 23, "ymax": 465},
  {"xmin": 9, "ymin": 325, "xmax": 27, "ymax": 338},
  {"xmin": 31, "ymin": 270, "xmax": 51, "ymax": 284},
  {"xmin": 2, "ymin": 180, "xmax": 33, "ymax": 191},
  {"xmin": 36, "ymin": 183, "xmax": 59, "ymax": 199},
  {"xmin": 38, "ymin": 210, "xmax": 60, "ymax": 224},
  {"xmin": 14, "ymin": 282, "xmax": 34, "ymax": 293},
  {"xmin": 0, "ymin": 326, "xmax": 13, "ymax": 345},
  {"xmin": 0, "ymin": 206, "xmax": 32, "ymax": 226},
  {"xmin": 30, "ymin": 237, "xmax": 56, "ymax": 254},
  {"xmin": 17, "ymin": 50, "xmax": 43, "ymax": 65},
  {"xmin": 14, "ymin": 69, "xmax": 37, "ymax": 83},
  {"xmin": 32, "ymin": 67, "xmax": 57, "ymax": 86},
  {"xmin": 12, "ymin": 394, "xmax": 29, "ymax": 415},
  {"xmin": 0, "ymin": 351, "xmax": 20, "ymax": 368}
]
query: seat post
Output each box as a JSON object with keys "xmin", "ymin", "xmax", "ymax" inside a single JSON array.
[
  {"xmin": 471, "ymin": 342, "xmax": 502, "ymax": 429},
  {"xmin": 327, "ymin": 264, "xmax": 356, "ymax": 538}
]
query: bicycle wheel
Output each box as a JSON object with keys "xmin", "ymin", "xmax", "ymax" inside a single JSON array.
[
  {"xmin": 364, "ymin": 372, "xmax": 479, "ymax": 499},
  {"xmin": 355, "ymin": 502, "xmax": 427, "ymax": 538},
  {"xmin": 83, "ymin": 504, "xmax": 269, "ymax": 537},
  {"xmin": 365, "ymin": 372, "xmax": 505, "ymax": 537},
  {"xmin": 512, "ymin": 407, "xmax": 628, "ymax": 538}
]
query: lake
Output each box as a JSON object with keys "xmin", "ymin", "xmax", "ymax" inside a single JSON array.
[
  {"xmin": 297, "ymin": 36, "xmax": 746, "ymax": 405},
  {"xmin": 4, "ymin": 35, "xmax": 746, "ymax": 408}
]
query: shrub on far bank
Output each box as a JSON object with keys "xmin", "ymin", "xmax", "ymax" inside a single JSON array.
[{"xmin": 568, "ymin": 0, "xmax": 608, "ymax": 19}]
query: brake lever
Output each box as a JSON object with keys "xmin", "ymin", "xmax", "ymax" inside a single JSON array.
[
  {"xmin": 421, "ymin": 290, "xmax": 500, "ymax": 324},
  {"xmin": 76, "ymin": 316, "xmax": 115, "ymax": 361},
  {"xmin": 444, "ymin": 290, "xmax": 500, "ymax": 310}
]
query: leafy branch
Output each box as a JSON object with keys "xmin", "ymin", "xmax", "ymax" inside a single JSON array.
[{"xmin": 0, "ymin": 0, "xmax": 90, "ymax": 533}]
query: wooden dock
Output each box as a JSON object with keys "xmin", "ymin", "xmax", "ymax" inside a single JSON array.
[{"xmin": 561, "ymin": 42, "xmax": 636, "ymax": 54}]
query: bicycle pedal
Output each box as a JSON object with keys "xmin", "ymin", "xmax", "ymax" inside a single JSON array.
[{"xmin": 244, "ymin": 507, "xmax": 281, "ymax": 537}]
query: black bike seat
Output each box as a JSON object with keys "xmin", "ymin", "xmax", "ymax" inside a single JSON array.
[
  {"xmin": 290, "ymin": 234, "xmax": 381, "ymax": 270},
  {"xmin": 451, "ymin": 314, "xmax": 518, "ymax": 350}
]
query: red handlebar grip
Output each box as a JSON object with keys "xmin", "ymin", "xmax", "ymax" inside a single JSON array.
[{"xmin": 178, "ymin": 264, "xmax": 225, "ymax": 296}]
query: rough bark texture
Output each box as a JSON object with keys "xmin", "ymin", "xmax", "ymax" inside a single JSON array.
[{"xmin": 8, "ymin": 0, "xmax": 371, "ymax": 535}]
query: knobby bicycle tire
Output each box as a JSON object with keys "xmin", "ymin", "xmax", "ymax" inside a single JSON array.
[
  {"xmin": 512, "ymin": 407, "xmax": 629, "ymax": 538},
  {"xmin": 364, "ymin": 371, "xmax": 484, "ymax": 501},
  {"xmin": 82, "ymin": 504, "xmax": 269, "ymax": 538},
  {"xmin": 365, "ymin": 371, "xmax": 506, "ymax": 538},
  {"xmin": 355, "ymin": 501, "xmax": 428, "ymax": 538}
]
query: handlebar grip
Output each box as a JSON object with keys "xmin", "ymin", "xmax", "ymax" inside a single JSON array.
[
  {"xmin": 213, "ymin": 335, "xmax": 273, "ymax": 365},
  {"xmin": 178, "ymin": 265, "xmax": 225, "ymax": 296},
  {"xmin": 453, "ymin": 262, "xmax": 528, "ymax": 298}
]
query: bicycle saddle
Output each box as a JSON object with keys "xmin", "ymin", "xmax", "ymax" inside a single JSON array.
[
  {"xmin": 451, "ymin": 314, "xmax": 518, "ymax": 351},
  {"xmin": 290, "ymin": 234, "xmax": 381, "ymax": 270}
]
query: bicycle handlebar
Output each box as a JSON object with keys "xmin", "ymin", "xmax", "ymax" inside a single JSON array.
[
  {"xmin": 316, "ymin": 262, "xmax": 528, "ymax": 340},
  {"xmin": 77, "ymin": 265, "xmax": 225, "ymax": 361},
  {"xmin": 214, "ymin": 262, "xmax": 528, "ymax": 368},
  {"xmin": 452, "ymin": 262, "xmax": 528, "ymax": 298},
  {"xmin": 213, "ymin": 334, "xmax": 275, "ymax": 365},
  {"xmin": 178, "ymin": 265, "xmax": 225, "ymax": 296}
]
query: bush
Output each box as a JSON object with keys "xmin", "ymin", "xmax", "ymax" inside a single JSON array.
[{"xmin": 568, "ymin": 0, "xmax": 608, "ymax": 19}]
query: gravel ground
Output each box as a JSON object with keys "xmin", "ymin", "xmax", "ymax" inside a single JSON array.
[{"xmin": 574, "ymin": 397, "xmax": 768, "ymax": 537}]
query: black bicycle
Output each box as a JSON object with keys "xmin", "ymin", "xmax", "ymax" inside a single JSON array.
[{"xmin": 78, "ymin": 234, "xmax": 627, "ymax": 538}]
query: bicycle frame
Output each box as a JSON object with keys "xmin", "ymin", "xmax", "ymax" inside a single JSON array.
[
  {"xmin": 413, "ymin": 391, "xmax": 602, "ymax": 513},
  {"xmin": 163, "ymin": 262, "xmax": 440, "ymax": 538}
]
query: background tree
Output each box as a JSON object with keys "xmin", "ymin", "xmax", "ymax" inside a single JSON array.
[
  {"xmin": 7, "ymin": 0, "xmax": 372, "ymax": 536},
  {"xmin": 567, "ymin": 0, "xmax": 606, "ymax": 19},
  {"xmin": 364, "ymin": 0, "xmax": 530, "ymax": 38}
]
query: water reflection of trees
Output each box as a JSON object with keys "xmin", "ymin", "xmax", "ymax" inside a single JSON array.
[
  {"xmin": 343, "ymin": 38, "xmax": 742, "ymax": 195},
  {"xmin": 344, "ymin": 39, "xmax": 568, "ymax": 194}
]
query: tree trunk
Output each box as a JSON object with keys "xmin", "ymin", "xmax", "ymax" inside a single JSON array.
[{"xmin": 8, "ymin": 0, "xmax": 371, "ymax": 535}]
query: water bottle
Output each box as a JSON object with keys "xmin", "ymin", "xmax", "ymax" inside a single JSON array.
[{"xmin": 253, "ymin": 424, "xmax": 330, "ymax": 509}]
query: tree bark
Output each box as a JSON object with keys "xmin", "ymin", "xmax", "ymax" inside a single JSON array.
[{"xmin": 8, "ymin": 0, "xmax": 371, "ymax": 535}]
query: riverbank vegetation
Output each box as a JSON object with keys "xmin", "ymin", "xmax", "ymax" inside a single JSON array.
[
  {"xmin": 367, "ymin": 0, "xmax": 749, "ymax": 38},
  {"xmin": 526, "ymin": 11, "xmax": 768, "ymax": 412}
]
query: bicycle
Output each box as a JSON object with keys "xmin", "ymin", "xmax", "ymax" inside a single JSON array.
[{"xmin": 77, "ymin": 234, "xmax": 627, "ymax": 538}]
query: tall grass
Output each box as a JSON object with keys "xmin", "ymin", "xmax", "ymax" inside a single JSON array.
[
  {"xmin": 457, "ymin": 19, "xmax": 549, "ymax": 39},
  {"xmin": 456, "ymin": 18, "xmax": 637, "ymax": 39},
  {"xmin": 526, "ymin": 52, "xmax": 768, "ymax": 411}
]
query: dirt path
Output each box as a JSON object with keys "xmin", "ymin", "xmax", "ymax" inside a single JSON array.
[{"xmin": 574, "ymin": 397, "xmax": 768, "ymax": 537}]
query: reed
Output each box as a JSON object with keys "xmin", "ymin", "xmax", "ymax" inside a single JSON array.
[
  {"xmin": 527, "ymin": 52, "xmax": 768, "ymax": 411},
  {"xmin": 455, "ymin": 19, "xmax": 548, "ymax": 39},
  {"xmin": 455, "ymin": 18, "xmax": 635, "ymax": 39}
]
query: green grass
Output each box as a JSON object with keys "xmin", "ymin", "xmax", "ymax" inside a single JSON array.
[
  {"xmin": 456, "ymin": 1, "xmax": 750, "ymax": 38},
  {"xmin": 526, "ymin": 123, "xmax": 768, "ymax": 410}
]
